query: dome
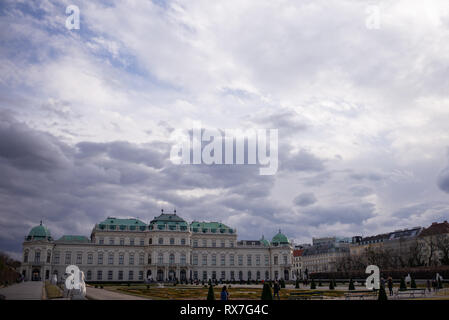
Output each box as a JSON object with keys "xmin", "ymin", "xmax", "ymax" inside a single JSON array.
[
  {"xmin": 260, "ymin": 235, "xmax": 270, "ymax": 246},
  {"xmin": 27, "ymin": 221, "xmax": 52, "ymax": 241},
  {"xmin": 271, "ymin": 230, "xmax": 289, "ymax": 245}
]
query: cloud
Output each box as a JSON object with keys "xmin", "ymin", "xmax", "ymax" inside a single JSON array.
[{"xmin": 293, "ymin": 193, "xmax": 317, "ymax": 207}]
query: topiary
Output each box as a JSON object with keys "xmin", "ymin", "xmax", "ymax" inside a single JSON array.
[
  {"xmin": 411, "ymin": 277, "xmax": 416, "ymax": 289},
  {"xmin": 295, "ymin": 279, "xmax": 300, "ymax": 289},
  {"xmin": 207, "ymin": 284, "xmax": 215, "ymax": 300},
  {"xmin": 280, "ymin": 279, "xmax": 285, "ymax": 288},
  {"xmin": 310, "ymin": 279, "xmax": 316, "ymax": 289},
  {"xmin": 261, "ymin": 283, "xmax": 273, "ymax": 300},
  {"xmin": 399, "ymin": 277, "xmax": 407, "ymax": 291},
  {"xmin": 329, "ymin": 279, "xmax": 335, "ymax": 290},
  {"xmin": 378, "ymin": 285, "xmax": 388, "ymax": 301},
  {"xmin": 348, "ymin": 278, "xmax": 355, "ymax": 290},
  {"xmin": 318, "ymin": 279, "xmax": 322, "ymax": 286}
]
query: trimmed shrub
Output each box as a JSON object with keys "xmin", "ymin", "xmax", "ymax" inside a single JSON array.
[
  {"xmin": 207, "ymin": 285, "xmax": 215, "ymax": 300},
  {"xmin": 348, "ymin": 279, "xmax": 355, "ymax": 290},
  {"xmin": 261, "ymin": 283, "xmax": 273, "ymax": 300},
  {"xmin": 329, "ymin": 279, "xmax": 335, "ymax": 290},
  {"xmin": 411, "ymin": 277, "xmax": 416, "ymax": 289},
  {"xmin": 399, "ymin": 277, "xmax": 407, "ymax": 291},
  {"xmin": 378, "ymin": 286, "xmax": 388, "ymax": 301},
  {"xmin": 310, "ymin": 279, "xmax": 316, "ymax": 289},
  {"xmin": 295, "ymin": 279, "xmax": 300, "ymax": 289}
]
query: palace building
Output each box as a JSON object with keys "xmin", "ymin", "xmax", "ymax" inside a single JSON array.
[{"xmin": 21, "ymin": 211, "xmax": 293, "ymax": 283}]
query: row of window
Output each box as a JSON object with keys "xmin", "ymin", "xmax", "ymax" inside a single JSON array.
[{"xmin": 96, "ymin": 237, "xmax": 236, "ymax": 247}]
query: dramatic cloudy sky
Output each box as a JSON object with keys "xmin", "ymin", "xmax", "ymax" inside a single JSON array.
[{"xmin": 1, "ymin": 0, "xmax": 449, "ymax": 259}]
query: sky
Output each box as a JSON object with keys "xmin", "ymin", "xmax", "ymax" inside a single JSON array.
[{"xmin": 1, "ymin": 0, "xmax": 449, "ymax": 260}]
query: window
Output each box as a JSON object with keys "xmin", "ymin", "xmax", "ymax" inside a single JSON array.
[
  {"xmin": 256, "ymin": 255, "xmax": 260, "ymax": 266},
  {"xmin": 274, "ymin": 255, "xmax": 278, "ymax": 265},
  {"xmin": 35, "ymin": 251, "xmax": 41, "ymax": 263},
  {"xmin": 109, "ymin": 238, "xmax": 115, "ymax": 245},
  {"xmin": 158, "ymin": 253, "xmax": 163, "ymax": 264},
  {"xmin": 265, "ymin": 255, "xmax": 269, "ymax": 266},
  {"xmin": 148, "ymin": 255, "xmax": 152, "ymax": 264},
  {"xmin": 230, "ymin": 241, "xmax": 234, "ymax": 248},
  {"xmin": 212, "ymin": 240, "xmax": 216, "ymax": 247},
  {"xmin": 202, "ymin": 254, "xmax": 207, "ymax": 266},
  {"xmin": 181, "ymin": 253, "xmax": 186, "ymax": 265},
  {"xmin": 193, "ymin": 254, "xmax": 198, "ymax": 266},
  {"xmin": 129, "ymin": 253, "xmax": 134, "ymax": 265},
  {"xmin": 230, "ymin": 254, "xmax": 235, "ymax": 266},
  {"xmin": 76, "ymin": 252, "xmax": 82, "ymax": 265},
  {"xmin": 212, "ymin": 254, "xmax": 216, "ymax": 266},
  {"xmin": 158, "ymin": 238, "xmax": 163, "ymax": 245},
  {"xmin": 247, "ymin": 255, "xmax": 252, "ymax": 266},
  {"xmin": 221, "ymin": 241, "xmax": 225, "ymax": 248},
  {"xmin": 139, "ymin": 253, "xmax": 144, "ymax": 265},
  {"xmin": 202, "ymin": 239, "xmax": 207, "ymax": 247},
  {"xmin": 119, "ymin": 253, "xmax": 124, "ymax": 265},
  {"xmin": 46, "ymin": 251, "xmax": 51, "ymax": 263},
  {"xmin": 212, "ymin": 271, "xmax": 216, "ymax": 280},
  {"xmin": 239, "ymin": 271, "xmax": 243, "ymax": 280},
  {"xmin": 221, "ymin": 254, "xmax": 225, "ymax": 266},
  {"xmin": 129, "ymin": 270, "xmax": 134, "ymax": 280},
  {"xmin": 24, "ymin": 250, "xmax": 29, "ymax": 263},
  {"xmin": 108, "ymin": 270, "xmax": 113, "ymax": 280},
  {"xmin": 149, "ymin": 238, "xmax": 152, "ymax": 245},
  {"xmin": 248, "ymin": 271, "xmax": 252, "ymax": 280},
  {"xmin": 108, "ymin": 253, "xmax": 114, "ymax": 265},
  {"xmin": 65, "ymin": 252, "xmax": 71, "ymax": 265},
  {"xmin": 181, "ymin": 238, "xmax": 186, "ymax": 245},
  {"xmin": 256, "ymin": 271, "xmax": 261, "ymax": 280},
  {"xmin": 203, "ymin": 271, "xmax": 207, "ymax": 280},
  {"xmin": 193, "ymin": 271, "xmax": 198, "ymax": 280},
  {"xmin": 170, "ymin": 238, "xmax": 175, "ymax": 245},
  {"xmin": 99, "ymin": 237, "xmax": 104, "ymax": 245},
  {"xmin": 98, "ymin": 253, "xmax": 103, "ymax": 265},
  {"xmin": 193, "ymin": 240, "xmax": 198, "ymax": 247},
  {"xmin": 86, "ymin": 270, "xmax": 92, "ymax": 281},
  {"xmin": 221, "ymin": 271, "xmax": 226, "ymax": 280},
  {"xmin": 230, "ymin": 271, "xmax": 235, "ymax": 280},
  {"xmin": 120, "ymin": 238, "xmax": 125, "ymax": 245},
  {"xmin": 130, "ymin": 238, "xmax": 135, "ymax": 246},
  {"xmin": 53, "ymin": 252, "xmax": 59, "ymax": 264},
  {"xmin": 265, "ymin": 271, "xmax": 269, "ymax": 280},
  {"xmin": 138, "ymin": 271, "xmax": 143, "ymax": 280},
  {"xmin": 283, "ymin": 255, "xmax": 288, "ymax": 265},
  {"xmin": 87, "ymin": 253, "xmax": 93, "ymax": 264},
  {"xmin": 169, "ymin": 253, "xmax": 175, "ymax": 265},
  {"xmin": 238, "ymin": 255, "xmax": 243, "ymax": 266},
  {"xmin": 97, "ymin": 270, "xmax": 103, "ymax": 280},
  {"xmin": 275, "ymin": 271, "xmax": 279, "ymax": 279}
]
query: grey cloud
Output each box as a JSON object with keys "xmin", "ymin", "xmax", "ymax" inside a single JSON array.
[
  {"xmin": 437, "ymin": 167, "xmax": 449, "ymax": 193},
  {"xmin": 280, "ymin": 149, "xmax": 325, "ymax": 172},
  {"xmin": 299, "ymin": 203, "xmax": 376, "ymax": 227},
  {"xmin": 293, "ymin": 192, "xmax": 317, "ymax": 207}
]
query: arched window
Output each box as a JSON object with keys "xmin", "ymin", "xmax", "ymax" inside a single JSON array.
[
  {"xmin": 248, "ymin": 271, "xmax": 252, "ymax": 280},
  {"xmin": 169, "ymin": 253, "xmax": 175, "ymax": 264},
  {"xmin": 86, "ymin": 270, "xmax": 92, "ymax": 281},
  {"xmin": 24, "ymin": 250, "xmax": 29, "ymax": 263},
  {"xmin": 158, "ymin": 253, "xmax": 163, "ymax": 264},
  {"xmin": 256, "ymin": 271, "xmax": 261, "ymax": 280},
  {"xmin": 239, "ymin": 271, "xmax": 243, "ymax": 280},
  {"xmin": 180, "ymin": 253, "xmax": 186, "ymax": 265},
  {"xmin": 265, "ymin": 271, "xmax": 269, "ymax": 280},
  {"xmin": 46, "ymin": 250, "xmax": 51, "ymax": 263},
  {"xmin": 149, "ymin": 238, "xmax": 152, "ymax": 245}
]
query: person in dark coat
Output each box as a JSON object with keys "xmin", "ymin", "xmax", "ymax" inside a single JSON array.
[{"xmin": 220, "ymin": 286, "xmax": 229, "ymax": 300}]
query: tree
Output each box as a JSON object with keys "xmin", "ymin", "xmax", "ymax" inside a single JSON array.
[
  {"xmin": 399, "ymin": 277, "xmax": 407, "ymax": 291},
  {"xmin": 378, "ymin": 285, "xmax": 388, "ymax": 301},
  {"xmin": 207, "ymin": 285, "xmax": 215, "ymax": 300},
  {"xmin": 348, "ymin": 279, "xmax": 355, "ymax": 290},
  {"xmin": 411, "ymin": 277, "xmax": 417, "ymax": 289},
  {"xmin": 310, "ymin": 279, "xmax": 316, "ymax": 289},
  {"xmin": 261, "ymin": 283, "xmax": 273, "ymax": 300},
  {"xmin": 329, "ymin": 279, "xmax": 335, "ymax": 290},
  {"xmin": 436, "ymin": 234, "xmax": 449, "ymax": 266}
]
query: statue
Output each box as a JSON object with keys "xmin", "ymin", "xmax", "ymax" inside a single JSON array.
[{"xmin": 65, "ymin": 265, "xmax": 87, "ymax": 300}]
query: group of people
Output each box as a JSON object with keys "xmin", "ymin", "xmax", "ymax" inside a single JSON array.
[{"xmin": 219, "ymin": 280, "xmax": 282, "ymax": 300}]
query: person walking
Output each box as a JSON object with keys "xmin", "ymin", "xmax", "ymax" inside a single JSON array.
[
  {"xmin": 387, "ymin": 277, "xmax": 393, "ymax": 296},
  {"xmin": 273, "ymin": 281, "xmax": 280, "ymax": 300},
  {"xmin": 221, "ymin": 286, "xmax": 229, "ymax": 300}
]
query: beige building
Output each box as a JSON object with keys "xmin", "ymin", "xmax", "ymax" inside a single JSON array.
[{"xmin": 21, "ymin": 211, "xmax": 293, "ymax": 282}]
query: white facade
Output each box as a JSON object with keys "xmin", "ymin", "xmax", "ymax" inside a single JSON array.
[{"xmin": 21, "ymin": 213, "xmax": 293, "ymax": 283}]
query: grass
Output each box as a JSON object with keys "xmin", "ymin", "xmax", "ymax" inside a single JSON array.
[
  {"xmin": 113, "ymin": 285, "xmax": 346, "ymax": 300},
  {"xmin": 45, "ymin": 281, "xmax": 63, "ymax": 299}
]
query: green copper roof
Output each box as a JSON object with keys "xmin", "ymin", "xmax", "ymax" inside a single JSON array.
[
  {"xmin": 98, "ymin": 217, "xmax": 147, "ymax": 231},
  {"xmin": 149, "ymin": 212, "xmax": 188, "ymax": 231},
  {"xmin": 190, "ymin": 221, "xmax": 234, "ymax": 233},
  {"xmin": 271, "ymin": 230, "xmax": 289, "ymax": 244},
  {"xmin": 56, "ymin": 235, "xmax": 90, "ymax": 243},
  {"xmin": 260, "ymin": 235, "xmax": 270, "ymax": 246},
  {"xmin": 27, "ymin": 222, "xmax": 52, "ymax": 240}
]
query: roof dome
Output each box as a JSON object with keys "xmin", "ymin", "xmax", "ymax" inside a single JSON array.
[
  {"xmin": 271, "ymin": 230, "xmax": 289, "ymax": 244},
  {"xmin": 260, "ymin": 235, "xmax": 270, "ymax": 246},
  {"xmin": 27, "ymin": 221, "xmax": 52, "ymax": 241}
]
